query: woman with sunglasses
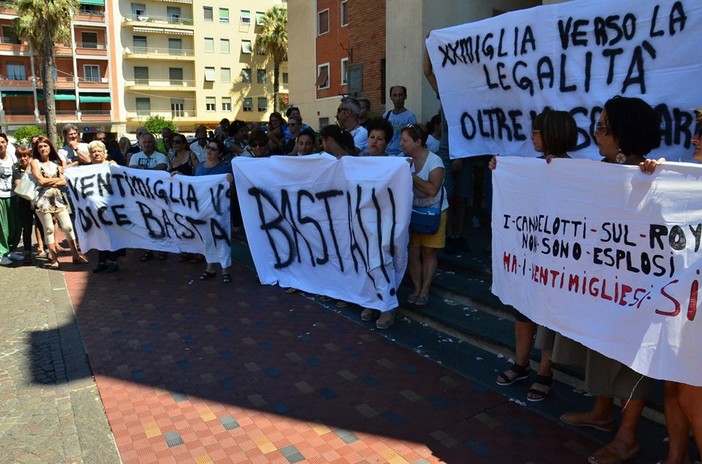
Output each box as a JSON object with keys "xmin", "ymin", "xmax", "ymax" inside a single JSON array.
[
  {"xmin": 169, "ymin": 133, "xmax": 199, "ymax": 176},
  {"xmin": 194, "ymin": 139, "xmax": 233, "ymax": 284},
  {"xmin": 242, "ymin": 130, "xmax": 272, "ymax": 158}
]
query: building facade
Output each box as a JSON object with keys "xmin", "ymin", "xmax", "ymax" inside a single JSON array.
[
  {"xmin": 288, "ymin": 0, "xmax": 554, "ymax": 130},
  {"xmin": 0, "ymin": 0, "xmax": 288, "ymax": 137}
]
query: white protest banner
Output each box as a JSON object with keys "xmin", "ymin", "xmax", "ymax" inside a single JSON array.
[
  {"xmin": 232, "ymin": 155, "xmax": 412, "ymax": 312},
  {"xmin": 65, "ymin": 164, "xmax": 232, "ymax": 267},
  {"xmin": 492, "ymin": 157, "xmax": 702, "ymax": 386},
  {"xmin": 427, "ymin": 0, "xmax": 702, "ymax": 161}
]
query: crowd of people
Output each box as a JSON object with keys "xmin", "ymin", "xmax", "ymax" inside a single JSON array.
[{"xmin": 0, "ymin": 58, "xmax": 700, "ymax": 464}]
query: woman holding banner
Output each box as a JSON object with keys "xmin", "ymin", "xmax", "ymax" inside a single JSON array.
[
  {"xmin": 491, "ymin": 109, "xmax": 578, "ymax": 402},
  {"xmin": 194, "ymin": 139, "xmax": 232, "ymax": 284},
  {"xmin": 402, "ymin": 123, "xmax": 448, "ymax": 311},
  {"xmin": 554, "ymin": 96, "xmax": 661, "ymax": 464},
  {"xmin": 639, "ymin": 109, "xmax": 702, "ymax": 464}
]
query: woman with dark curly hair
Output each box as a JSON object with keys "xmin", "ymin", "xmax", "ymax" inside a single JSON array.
[{"xmin": 555, "ymin": 96, "xmax": 661, "ymax": 464}]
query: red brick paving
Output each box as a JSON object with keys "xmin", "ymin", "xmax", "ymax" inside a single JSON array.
[{"xmin": 61, "ymin": 251, "xmax": 601, "ymax": 463}]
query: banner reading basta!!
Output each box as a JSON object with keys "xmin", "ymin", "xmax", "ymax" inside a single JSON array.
[{"xmin": 232, "ymin": 155, "xmax": 413, "ymax": 312}]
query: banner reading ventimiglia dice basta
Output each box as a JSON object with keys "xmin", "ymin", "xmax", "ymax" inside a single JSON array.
[{"xmin": 426, "ymin": 0, "xmax": 702, "ymax": 161}]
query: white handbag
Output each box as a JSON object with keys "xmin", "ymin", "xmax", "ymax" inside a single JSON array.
[{"xmin": 15, "ymin": 170, "xmax": 39, "ymax": 201}]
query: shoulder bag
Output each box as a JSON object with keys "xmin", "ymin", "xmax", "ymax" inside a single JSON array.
[
  {"xmin": 15, "ymin": 170, "xmax": 39, "ymax": 202},
  {"xmin": 409, "ymin": 186, "xmax": 444, "ymax": 234}
]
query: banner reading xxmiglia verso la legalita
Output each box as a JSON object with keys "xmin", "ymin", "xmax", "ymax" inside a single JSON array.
[
  {"xmin": 427, "ymin": 0, "xmax": 702, "ymax": 161},
  {"xmin": 65, "ymin": 164, "xmax": 232, "ymax": 267},
  {"xmin": 232, "ymin": 155, "xmax": 413, "ymax": 312},
  {"xmin": 492, "ymin": 158, "xmax": 702, "ymax": 386}
]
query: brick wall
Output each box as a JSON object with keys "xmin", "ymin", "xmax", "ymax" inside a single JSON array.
[
  {"xmin": 348, "ymin": 0, "xmax": 386, "ymax": 117},
  {"xmin": 316, "ymin": 0, "xmax": 349, "ymax": 101}
]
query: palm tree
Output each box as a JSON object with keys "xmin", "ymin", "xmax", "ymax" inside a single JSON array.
[
  {"xmin": 255, "ymin": 6, "xmax": 288, "ymax": 113},
  {"xmin": 12, "ymin": 0, "xmax": 79, "ymax": 145}
]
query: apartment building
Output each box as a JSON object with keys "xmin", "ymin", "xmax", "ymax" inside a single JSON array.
[
  {"xmin": 0, "ymin": 0, "xmax": 111, "ymax": 132},
  {"xmin": 288, "ymin": 0, "xmax": 548, "ymax": 129},
  {"xmin": 0, "ymin": 0, "xmax": 287, "ymax": 136}
]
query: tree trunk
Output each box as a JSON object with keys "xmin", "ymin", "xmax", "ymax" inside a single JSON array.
[
  {"xmin": 43, "ymin": 31, "xmax": 58, "ymax": 146},
  {"xmin": 273, "ymin": 61, "xmax": 280, "ymax": 113}
]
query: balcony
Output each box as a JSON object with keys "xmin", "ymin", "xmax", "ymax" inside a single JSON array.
[
  {"xmin": 126, "ymin": 110, "xmax": 197, "ymax": 121},
  {"xmin": 123, "ymin": 46, "xmax": 195, "ymax": 60},
  {"xmin": 125, "ymin": 79, "xmax": 196, "ymax": 91},
  {"xmin": 53, "ymin": 76, "xmax": 109, "ymax": 90},
  {"xmin": 74, "ymin": 9, "xmax": 106, "ymax": 24},
  {"xmin": 0, "ymin": 76, "xmax": 34, "ymax": 90},
  {"xmin": 76, "ymin": 41, "xmax": 108, "ymax": 57},
  {"xmin": 154, "ymin": 0, "xmax": 192, "ymax": 4},
  {"xmin": 0, "ymin": 38, "xmax": 30, "ymax": 55},
  {"xmin": 123, "ymin": 14, "xmax": 194, "ymax": 33}
]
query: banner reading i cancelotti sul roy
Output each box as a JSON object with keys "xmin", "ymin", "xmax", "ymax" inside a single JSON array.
[
  {"xmin": 65, "ymin": 164, "xmax": 232, "ymax": 268},
  {"xmin": 492, "ymin": 157, "xmax": 702, "ymax": 386},
  {"xmin": 426, "ymin": 0, "xmax": 702, "ymax": 161},
  {"xmin": 232, "ymin": 155, "xmax": 413, "ymax": 312}
]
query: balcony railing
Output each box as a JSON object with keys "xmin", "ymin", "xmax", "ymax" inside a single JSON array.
[
  {"xmin": 127, "ymin": 110, "xmax": 196, "ymax": 119},
  {"xmin": 125, "ymin": 46, "xmax": 194, "ymax": 57},
  {"xmin": 76, "ymin": 41, "xmax": 107, "ymax": 50},
  {"xmin": 127, "ymin": 79, "xmax": 195, "ymax": 88},
  {"xmin": 127, "ymin": 15, "xmax": 194, "ymax": 26}
]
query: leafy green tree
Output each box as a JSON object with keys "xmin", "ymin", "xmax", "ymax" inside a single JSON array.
[
  {"xmin": 255, "ymin": 6, "xmax": 288, "ymax": 113},
  {"xmin": 12, "ymin": 0, "xmax": 80, "ymax": 146},
  {"xmin": 13, "ymin": 125, "xmax": 45, "ymax": 146},
  {"xmin": 143, "ymin": 115, "xmax": 178, "ymax": 135}
]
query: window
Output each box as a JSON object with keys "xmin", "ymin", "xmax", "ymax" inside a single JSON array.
[
  {"xmin": 220, "ymin": 67, "xmax": 231, "ymax": 83},
  {"xmin": 81, "ymin": 32, "xmax": 98, "ymax": 49},
  {"xmin": 257, "ymin": 97, "xmax": 267, "ymax": 112},
  {"xmin": 241, "ymin": 68, "xmax": 252, "ymax": 83},
  {"xmin": 282, "ymin": 73, "xmax": 289, "ymax": 85},
  {"xmin": 84, "ymin": 65, "xmax": 100, "ymax": 82},
  {"xmin": 7, "ymin": 62, "xmax": 26, "ymax": 80},
  {"xmin": 204, "ymin": 67, "xmax": 215, "ymax": 82},
  {"xmin": 256, "ymin": 69, "xmax": 266, "ymax": 84},
  {"xmin": 220, "ymin": 39, "xmax": 230, "ymax": 54},
  {"xmin": 133, "ymin": 36, "xmax": 147, "ymax": 53},
  {"xmin": 171, "ymin": 98, "xmax": 184, "ymax": 118},
  {"xmin": 204, "ymin": 37, "xmax": 214, "ymax": 53},
  {"xmin": 240, "ymin": 10, "xmax": 251, "ymax": 25},
  {"xmin": 319, "ymin": 117, "xmax": 330, "ymax": 128},
  {"xmin": 206, "ymin": 96, "xmax": 216, "ymax": 111},
  {"xmin": 134, "ymin": 66, "xmax": 149, "ymax": 84},
  {"xmin": 316, "ymin": 63, "xmax": 329, "ymax": 89},
  {"xmin": 131, "ymin": 3, "xmax": 146, "ymax": 20},
  {"xmin": 169, "ymin": 67, "xmax": 183, "ymax": 85},
  {"xmin": 168, "ymin": 38, "xmax": 182, "ymax": 55},
  {"xmin": 243, "ymin": 97, "xmax": 252, "ymax": 112},
  {"xmin": 166, "ymin": 6, "xmax": 181, "ymax": 23},
  {"xmin": 318, "ymin": 9, "xmax": 329, "ymax": 35},
  {"xmin": 203, "ymin": 6, "xmax": 213, "ymax": 22},
  {"xmin": 256, "ymin": 11, "xmax": 265, "ymax": 26},
  {"xmin": 1, "ymin": 26, "xmax": 20, "ymax": 45},
  {"xmin": 241, "ymin": 40, "xmax": 252, "ymax": 54},
  {"xmin": 256, "ymin": 43, "xmax": 266, "ymax": 56},
  {"xmin": 219, "ymin": 8, "xmax": 229, "ymax": 23},
  {"xmin": 341, "ymin": 1, "xmax": 348, "ymax": 26},
  {"xmin": 136, "ymin": 97, "xmax": 151, "ymax": 116},
  {"xmin": 222, "ymin": 97, "xmax": 231, "ymax": 112},
  {"xmin": 340, "ymin": 58, "xmax": 348, "ymax": 86}
]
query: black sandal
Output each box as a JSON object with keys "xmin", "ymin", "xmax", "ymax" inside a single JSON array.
[
  {"xmin": 221, "ymin": 273, "xmax": 232, "ymax": 284},
  {"xmin": 496, "ymin": 363, "xmax": 530, "ymax": 386},
  {"xmin": 198, "ymin": 271, "xmax": 216, "ymax": 281},
  {"xmin": 139, "ymin": 251, "xmax": 153, "ymax": 262},
  {"xmin": 527, "ymin": 374, "xmax": 553, "ymax": 402}
]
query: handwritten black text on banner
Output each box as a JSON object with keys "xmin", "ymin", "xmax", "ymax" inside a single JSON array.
[
  {"xmin": 232, "ymin": 155, "xmax": 412, "ymax": 312},
  {"xmin": 491, "ymin": 157, "xmax": 702, "ymax": 386},
  {"xmin": 427, "ymin": 0, "xmax": 702, "ymax": 160},
  {"xmin": 65, "ymin": 164, "xmax": 232, "ymax": 267}
]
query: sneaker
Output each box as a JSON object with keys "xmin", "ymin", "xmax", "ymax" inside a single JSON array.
[
  {"xmin": 376, "ymin": 311, "xmax": 395, "ymax": 329},
  {"xmin": 0, "ymin": 255, "xmax": 13, "ymax": 266},
  {"xmin": 360, "ymin": 308, "xmax": 378, "ymax": 321},
  {"xmin": 471, "ymin": 216, "xmax": 481, "ymax": 228},
  {"xmin": 8, "ymin": 251, "xmax": 25, "ymax": 261}
]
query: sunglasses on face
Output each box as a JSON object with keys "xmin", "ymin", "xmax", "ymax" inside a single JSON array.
[{"xmin": 206, "ymin": 145, "xmax": 219, "ymax": 151}]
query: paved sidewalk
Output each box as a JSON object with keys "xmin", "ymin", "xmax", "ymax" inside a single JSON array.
[
  {"xmin": 0, "ymin": 262, "xmax": 120, "ymax": 464},
  {"xmin": 2, "ymin": 247, "xmax": 671, "ymax": 463}
]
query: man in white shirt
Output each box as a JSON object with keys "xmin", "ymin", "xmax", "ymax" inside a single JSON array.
[
  {"xmin": 128, "ymin": 133, "xmax": 168, "ymax": 170},
  {"xmin": 190, "ymin": 125, "xmax": 208, "ymax": 162},
  {"xmin": 336, "ymin": 97, "xmax": 368, "ymax": 153}
]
